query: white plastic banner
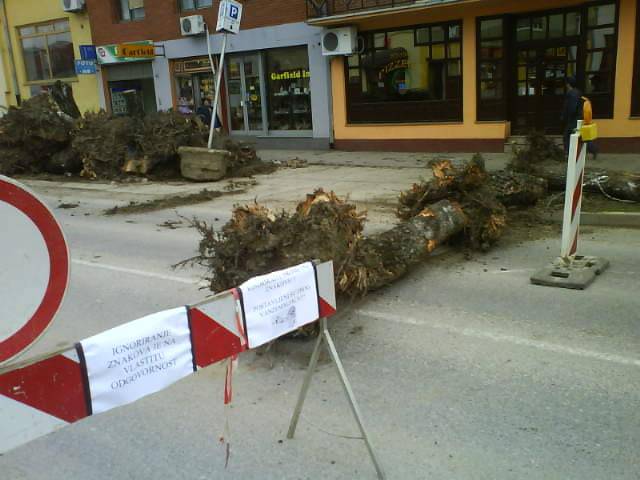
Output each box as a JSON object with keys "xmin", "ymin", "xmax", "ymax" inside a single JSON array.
[
  {"xmin": 241, "ymin": 263, "xmax": 319, "ymax": 348},
  {"xmin": 80, "ymin": 307, "xmax": 194, "ymax": 415}
]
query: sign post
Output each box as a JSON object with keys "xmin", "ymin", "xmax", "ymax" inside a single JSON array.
[
  {"xmin": 208, "ymin": 0, "xmax": 243, "ymax": 149},
  {"xmin": 287, "ymin": 316, "xmax": 387, "ymax": 480}
]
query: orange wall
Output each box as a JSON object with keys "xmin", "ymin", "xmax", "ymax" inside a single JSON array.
[{"xmin": 330, "ymin": 0, "xmax": 640, "ymax": 141}]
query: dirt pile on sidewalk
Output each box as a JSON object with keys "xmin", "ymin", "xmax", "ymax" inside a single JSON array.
[
  {"xmin": 73, "ymin": 111, "xmax": 209, "ymax": 179},
  {"xmin": 0, "ymin": 83, "xmax": 275, "ymax": 181},
  {"xmin": 209, "ymin": 136, "xmax": 278, "ymax": 177},
  {"xmin": 508, "ymin": 131, "xmax": 565, "ymax": 172},
  {"xmin": 0, "ymin": 94, "xmax": 74, "ymax": 175}
]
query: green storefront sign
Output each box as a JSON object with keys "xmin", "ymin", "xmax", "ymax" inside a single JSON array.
[{"xmin": 96, "ymin": 41, "xmax": 155, "ymax": 65}]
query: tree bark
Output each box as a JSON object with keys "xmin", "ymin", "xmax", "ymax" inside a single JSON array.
[
  {"xmin": 363, "ymin": 200, "xmax": 468, "ymax": 290},
  {"xmin": 525, "ymin": 162, "xmax": 639, "ymax": 203}
]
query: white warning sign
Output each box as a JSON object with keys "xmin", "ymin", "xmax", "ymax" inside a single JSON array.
[
  {"xmin": 240, "ymin": 262, "xmax": 319, "ymax": 348},
  {"xmin": 80, "ymin": 307, "xmax": 194, "ymax": 415}
]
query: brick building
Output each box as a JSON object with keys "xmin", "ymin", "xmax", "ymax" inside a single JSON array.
[{"xmin": 85, "ymin": 0, "xmax": 332, "ymax": 148}]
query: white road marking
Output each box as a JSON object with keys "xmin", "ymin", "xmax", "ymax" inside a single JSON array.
[
  {"xmin": 71, "ymin": 259, "xmax": 199, "ymax": 285},
  {"xmin": 357, "ymin": 309, "xmax": 640, "ymax": 368}
]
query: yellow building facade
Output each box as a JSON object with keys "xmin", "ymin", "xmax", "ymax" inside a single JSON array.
[
  {"xmin": 0, "ymin": 0, "xmax": 100, "ymax": 113},
  {"xmin": 312, "ymin": 0, "xmax": 640, "ymax": 152}
]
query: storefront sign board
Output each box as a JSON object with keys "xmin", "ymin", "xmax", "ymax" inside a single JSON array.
[
  {"xmin": 117, "ymin": 44, "xmax": 155, "ymax": 59},
  {"xmin": 96, "ymin": 41, "xmax": 155, "ymax": 65},
  {"xmin": 270, "ymin": 69, "xmax": 310, "ymax": 81}
]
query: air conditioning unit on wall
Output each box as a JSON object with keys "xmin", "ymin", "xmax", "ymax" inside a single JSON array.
[
  {"xmin": 321, "ymin": 26, "xmax": 357, "ymax": 56},
  {"xmin": 181, "ymin": 15, "xmax": 206, "ymax": 36},
  {"xmin": 61, "ymin": 0, "xmax": 85, "ymax": 12}
]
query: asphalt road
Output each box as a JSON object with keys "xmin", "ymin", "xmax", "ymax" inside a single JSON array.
[{"xmin": 1, "ymin": 184, "xmax": 639, "ymax": 479}]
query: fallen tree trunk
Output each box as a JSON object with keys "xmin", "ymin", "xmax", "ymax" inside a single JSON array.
[
  {"xmin": 361, "ymin": 200, "xmax": 467, "ymax": 291},
  {"xmin": 515, "ymin": 161, "xmax": 639, "ymax": 203},
  {"xmin": 187, "ymin": 190, "xmax": 468, "ymax": 297}
]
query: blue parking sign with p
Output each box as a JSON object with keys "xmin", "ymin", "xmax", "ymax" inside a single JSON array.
[{"xmin": 229, "ymin": 5, "xmax": 239, "ymax": 19}]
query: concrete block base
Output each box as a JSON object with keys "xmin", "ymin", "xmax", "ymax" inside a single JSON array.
[
  {"xmin": 530, "ymin": 256, "xmax": 610, "ymax": 290},
  {"xmin": 178, "ymin": 147, "xmax": 229, "ymax": 181}
]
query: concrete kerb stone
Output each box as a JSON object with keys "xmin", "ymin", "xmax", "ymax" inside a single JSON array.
[{"xmin": 545, "ymin": 211, "xmax": 640, "ymax": 229}]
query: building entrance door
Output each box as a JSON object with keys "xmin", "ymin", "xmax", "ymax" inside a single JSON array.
[
  {"xmin": 511, "ymin": 10, "xmax": 581, "ymax": 134},
  {"xmin": 226, "ymin": 54, "xmax": 266, "ymax": 135}
]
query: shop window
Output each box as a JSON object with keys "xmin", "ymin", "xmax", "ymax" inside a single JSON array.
[
  {"xmin": 120, "ymin": 0, "xmax": 145, "ymax": 21},
  {"xmin": 179, "ymin": 0, "xmax": 212, "ymax": 11},
  {"xmin": 477, "ymin": 16, "xmax": 506, "ymax": 121},
  {"xmin": 584, "ymin": 2, "xmax": 617, "ymax": 118},
  {"xmin": 345, "ymin": 21, "xmax": 463, "ymax": 124},
  {"xmin": 18, "ymin": 19, "xmax": 75, "ymax": 82},
  {"xmin": 266, "ymin": 47, "xmax": 312, "ymax": 131},
  {"xmin": 632, "ymin": 0, "xmax": 640, "ymax": 116}
]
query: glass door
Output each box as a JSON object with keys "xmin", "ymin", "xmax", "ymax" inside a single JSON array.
[
  {"xmin": 512, "ymin": 9, "xmax": 581, "ymax": 134},
  {"xmin": 226, "ymin": 57, "xmax": 246, "ymax": 131},
  {"xmin": 225, "ymin": 54, "xmax": 266, "ymax": 135}
]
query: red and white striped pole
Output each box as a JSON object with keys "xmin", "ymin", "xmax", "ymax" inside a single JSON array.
[{"xmin": 560, "ymin": 120, "xmax": 588, "ymax": 261}]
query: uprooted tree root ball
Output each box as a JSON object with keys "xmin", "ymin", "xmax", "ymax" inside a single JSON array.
[
  {"xmin": 508, "ymin": 130, "xmax": 565, "ymax": 172},
  {"xmin": 0, "ymin": 94, "xmax": 74, "ymax": 175},
  {"xmin": 397, "ymin": 155, "xmax": 548, "ymax": 251},
  {"xmin": 73, "ymin": 111, "xmax": 209, "ymax": 179},
  {"xmin": 0, "ymin": 84, "xmax": 275, "ymax": 181}
]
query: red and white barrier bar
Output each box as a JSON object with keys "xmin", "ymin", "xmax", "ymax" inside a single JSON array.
[
  {"xmin": 561, "ymin": 122, "xmax": 588, "ymax": 260},
  {"xmin": 0, "ymin": 261, "xmax": 337, "ymax": 453}
]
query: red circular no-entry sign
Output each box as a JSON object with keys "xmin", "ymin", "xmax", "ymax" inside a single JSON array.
[{"xmin": 0, "ymin": 176, "xmax": 69, "ymax": 364}]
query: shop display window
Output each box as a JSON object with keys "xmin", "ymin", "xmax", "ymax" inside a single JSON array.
[
  {"xmin": 176, "ymin": 76, "xmax": 195, "ymax": 115},
  {"xmin": 266, "ymin": 47, "xmax": 313, "ymax": 131},
  {"xmin": 174, "ymin": 58, "xmax": 216, "ymax": 118},
  {"xmin": 477, "ymin": 16, "xmax": 506, "ymax": 121},
  {"xmin": 345, "ymin": 21, "xmax": 463, "ymax": 123}
]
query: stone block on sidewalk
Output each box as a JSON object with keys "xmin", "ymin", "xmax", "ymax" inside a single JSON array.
[{"xmin": 179, "ymin": 147, "xmax": 229, "ymax": 181}]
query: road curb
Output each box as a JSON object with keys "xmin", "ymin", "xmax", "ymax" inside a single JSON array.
[{"xmin": 547, "ymin": 211, "xmax": 640, "ymax": 228}]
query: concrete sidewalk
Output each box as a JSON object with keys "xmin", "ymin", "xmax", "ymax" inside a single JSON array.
[
  {"xmin": 17, "ymin": 149, "xmax": 640, "ymax": 231},
  {"xmin": 259, "ymin": 148, "xmax": 640, "ymax": 172},
  {"xmin": 20, "ymin": 164, "xmax": 426, "ymax": 235}
]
